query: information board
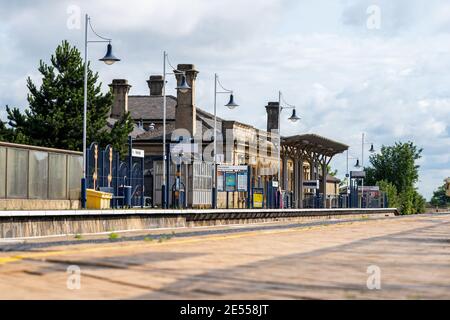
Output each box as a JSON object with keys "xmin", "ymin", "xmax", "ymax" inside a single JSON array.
[
  {"xmin": 225, "ymin": 172, "xmax": 237, "ymax": 192},
  {"xmin": 237, "ymin": 171, "xmax": 248, "ymax": 192},
  {"xmin": 253, "ymin": 188, "xmax": 264, "ymax": 208}
]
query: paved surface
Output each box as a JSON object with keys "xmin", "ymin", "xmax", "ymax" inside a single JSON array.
[{"xmin": 0, "ymin": 213, "xmax": 449, "ymax": 300}]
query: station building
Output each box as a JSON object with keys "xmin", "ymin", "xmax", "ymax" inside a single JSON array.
[{"xmin": 108, "ymin": 64, "xmax": 348, "ymax": 209}]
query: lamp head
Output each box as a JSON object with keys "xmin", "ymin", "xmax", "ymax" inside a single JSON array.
[
  {"xmin": 288, "ymin": 109, "xmax": 300, "ymax": 123},
  {"xmin": 99, "ymin": 43, "xmax": 120, "ymax": 65},
  {"xmin": 176, "ymin": 74, "xmax": 191, "ymax": 93},
  {"xmin": 354, "ymin": 159, "xmax": 361, "ymax": 169},
  {"xmin": 369, "ymin": 144, "xmax": 376, "ymax": 153},
  {"xmin": 225, "ymin": 94, "xmax": 239, "ymax": 110}
]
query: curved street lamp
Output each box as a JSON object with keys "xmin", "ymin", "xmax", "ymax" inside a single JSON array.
[
  {"xmin": 161, "ymin": 51, "xmax": 192, "ymax": 209},
  {"xmin": 81, "ymin": 14, "xmax": 120, "ymax": 209},
  {"xmin": 212, "ymin": 73, "xmax": 239, "ymax": 208},
  {"xmin": 277, "ymin": 91, "xmax": 300, "ymax": 187}
]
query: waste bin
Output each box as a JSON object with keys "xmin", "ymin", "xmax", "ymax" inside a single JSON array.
[
  {"xmin": 119, "ymin": 186, "xmax": 132, "ymax": 208},
  {"xmin": 86, "ymin": 189, "xmax": 113, "ymax": 210}
]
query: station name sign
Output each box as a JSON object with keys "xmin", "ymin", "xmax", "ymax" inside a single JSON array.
[
  {"xmin": 303, "ymin": 180, "xmax": 320, "ymax": 189},
  {"xmin": 131, "ymin": 149, "xmax": 145, "ymax": 158},
  {"xmin": 351, "ymin": 171, "xmax": 366, "ymax": 179}
]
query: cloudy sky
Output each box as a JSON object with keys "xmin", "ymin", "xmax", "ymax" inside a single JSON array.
[{"xmin": 1, "ymin": 0, "xmax": 450, "ymax": 199}]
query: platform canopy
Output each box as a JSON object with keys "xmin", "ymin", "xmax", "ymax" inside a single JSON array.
[{"xmin": 282, "ymin": 134, "xmax": 349, "ymax": 158}]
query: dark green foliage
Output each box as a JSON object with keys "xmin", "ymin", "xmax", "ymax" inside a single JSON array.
[
  {"xmin": 366, "ymin": 142, "xmax": 425, "ymax": 215},
  {"xmin": 430, "ymin": 184, "xmax": 450, "ymax": 207},
  {"xmin": 5, "ymin": 40, "xmax": 132, "ymax": 153}
]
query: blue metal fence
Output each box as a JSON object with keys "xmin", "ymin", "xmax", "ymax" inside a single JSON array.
[{"xmin": 85, "ymin": 137, "xmax": 144, "ymax": 208}]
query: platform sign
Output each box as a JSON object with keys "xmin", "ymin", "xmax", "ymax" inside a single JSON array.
[
  {"xmin": 351, "ymin": 171, "xmax": 366, "ymax": 179},
  {"xmin": 303, "ymin": 180, "xmax": 319, "ymax": 189},
  {"xmin": 237, "ymin": 171, "xmax": 248, "ymax": 192},
  {"xmin": 253, "ymin": 188, "xmax": 264, "ymax": 208},
  {"xmin": 131, "ymin": 149, "xmax": 145, "ymax": 158},
  {"xmin": 225, "ymin": 172, "xmax": 237, "ymax": 192}
]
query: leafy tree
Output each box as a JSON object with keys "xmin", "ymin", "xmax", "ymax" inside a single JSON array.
[
  {"xmin": 365, "ymin": 142, "xmax": 425, "ymax": 215},
  {"xmin": 377, "ymin": 180, "xmax": 400, "ymax": 209},
  {"xmin": 430, "ymin": 184, "xmax": 450, "ymax": 207},
  {"xmin": 366, "ymin": 142, "xmax": 422, "ymax": 194},
  {"xmin": 5, "ymin": 40, "xmax": 132, "ymax": 153}
]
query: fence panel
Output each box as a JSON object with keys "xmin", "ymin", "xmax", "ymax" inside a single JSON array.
[
  {"xmin": 29, "ymin": 151, "xmax": 49, "ymax": 199},
  {"xmin": 6, "ymin": 148, "xmax": 28, "ymax": 198},
  {"xmin": 68, "ymin": 154, "xmax": 83, "ymax": 200},
  {"xmin": 0, "ymin": 142, "xmax": 82, "ymax": 201}
]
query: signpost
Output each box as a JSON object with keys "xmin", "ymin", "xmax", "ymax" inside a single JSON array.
[
  {"xmin": 216, "ymin": 165, "xmax": 251, "ymax": 209},
  {"xmin": 351, "ymin": 171, "xmax": 366, "ymax": 179},
  {"xmin": 303, "ymin": 180, "xmax": 320, "ymax": 189},
  {"xmin": 132, "ymin": 148, "xmax": 145, "ymax": 158}
]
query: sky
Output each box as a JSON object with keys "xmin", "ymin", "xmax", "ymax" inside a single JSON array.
[{"xmin": 1, "ymin": 0, "xmax": 450, "ymax": 199}]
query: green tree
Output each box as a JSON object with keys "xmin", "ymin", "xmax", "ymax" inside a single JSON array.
[
  {"xmin": 430, "ymin": 184, "xmax": 450, "ymax": 207},
  {"xmin": 365, "ymin": 142, "xmax": 425, "ymax": 215},
  {"xmin": 366, "ymin": 142, "xmax": 422, "ymax": 194},
  {"xmin": 377, "ymin": 180, "xmax": 400, "ymax": 209},
  {"xmin": 5, "ymin": 40, "xmax": 132, "ymax": 153}
]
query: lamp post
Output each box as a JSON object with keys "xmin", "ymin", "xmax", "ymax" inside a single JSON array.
[
  {"xmin": 81, "ymin": 14, "xmax": 120, "ymax": 209},
  {"xmin": 161, "ymin": 51, "xmax": 191, "ymax": 209},
  {"xmin": 360, "ymin": 132, "xmax": 376, "ymax": 208},
  {"xmin": 212, "ymin": 73, "xmax": 239, "ymax": 209},
  {"xmin": 277, "ymin": 91, "xmax": 300, "ymax": 188},
  {"xmin": 346, "ymin": 150, "xmax": 360, "ymax": 192}
]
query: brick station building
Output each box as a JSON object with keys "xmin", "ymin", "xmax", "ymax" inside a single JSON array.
[{"xmin": 108, "ymin": 64, "xmax": 348, "ymax": 209}]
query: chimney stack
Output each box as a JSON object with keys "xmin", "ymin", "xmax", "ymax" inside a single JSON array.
[
  {"xmin": 147, "ymin": 75, "xmax": 164, "ymax": 96},
  {"xmin": 175, "ymin": 64, "xmax": 199, "ymax": 137},
  {"xmin": 265, "ymin": 102, "xmax": 280, "ymax": 132},
  {"xmin": 109, "ymin": 79, "xmax": 131, "ymax": 118}
]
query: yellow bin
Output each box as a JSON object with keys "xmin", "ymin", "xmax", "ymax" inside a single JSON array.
[{"xmin": 86, "ymin": 189, "xmax": 113, "ymax": 210}]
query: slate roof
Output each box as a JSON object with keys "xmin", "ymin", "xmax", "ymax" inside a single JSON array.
[
  {"xmin": 128, "ymin": 95, "xmax": 177, "ymax": 120},
  {"xmin": 127, "ymin": 95, "xmax": 224, "ymax": 141}
]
